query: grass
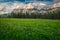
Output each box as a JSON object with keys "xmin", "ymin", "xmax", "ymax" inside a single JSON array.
[{"xmin": 0, "ymin": 18, "xmax": 60, "ymax": 40}]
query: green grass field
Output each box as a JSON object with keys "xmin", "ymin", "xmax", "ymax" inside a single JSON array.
[{"xmin": 0, "ymin": 18, "xmax": 60, "ymax": 40}]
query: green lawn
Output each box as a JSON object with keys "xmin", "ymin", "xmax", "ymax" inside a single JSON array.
[{"xmin": 0, "ymin": 18, "xmax": 60, "ymax": 40}]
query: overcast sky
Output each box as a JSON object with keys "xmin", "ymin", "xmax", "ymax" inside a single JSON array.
[
  {"xmin": 0, "ymin": 0, "xmax": 60, "ymax": 14},
  {"xmin": 0, "ymin": 0, "xmax": 53, "ymax": 2},
  {"xmin": 0, "ymin": 0, "xmax": 60, "ymax": 3},
  {"xmin": 54, "ymin": 0, "xmax": 60, "ymax": 3}
]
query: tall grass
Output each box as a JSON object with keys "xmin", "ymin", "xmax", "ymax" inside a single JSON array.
[{"xmin": 0, "ymin": 18, "xmax": 60, "ymax": 40}]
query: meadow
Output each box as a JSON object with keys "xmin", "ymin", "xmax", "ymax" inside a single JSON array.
[{"xmin": 0, "ymin": 18, "xmax": 60, "ymax": 40}]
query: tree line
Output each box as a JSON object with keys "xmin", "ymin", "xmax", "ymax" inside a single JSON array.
[{"xmin": 0, "ymin": 9, "xmax": 60, "ymax": 19}]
